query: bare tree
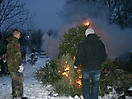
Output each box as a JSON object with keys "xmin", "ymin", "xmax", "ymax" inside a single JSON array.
[
  {"xmin": 104, "ymin": 0, "xmax": 132, "ymax": 28},
  {"xmin": 0, "ymin": 0, "xmax": 2, "ymax": 3},
  {"xmin": 59, "ymin": 0, "xmax": 106, "ymax": 23},
  {"xmin": 59, "ymin": 0, "xmax": 132, "ymax": 28},
  {"xmin": 0, "ymin": 0, "xmax": 33, "ymax": 33}
]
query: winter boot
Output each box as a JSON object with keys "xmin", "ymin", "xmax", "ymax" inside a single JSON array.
[{"xmin": 21, "ymin": 97, "xmax": 28, "ymax": 99}]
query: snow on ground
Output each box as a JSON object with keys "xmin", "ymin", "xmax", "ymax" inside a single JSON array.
[
  {"xmin": 0, "ymin": 57, "xmax": 83, "ymax": 99},
  {"xmin": 0, "ymin": 56, "xmax": 132, "ymax": 99}
]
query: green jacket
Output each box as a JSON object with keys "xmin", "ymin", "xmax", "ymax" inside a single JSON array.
[{"xmin": 7, "ymin": 36, "xmax": 22, "ymax": 72}]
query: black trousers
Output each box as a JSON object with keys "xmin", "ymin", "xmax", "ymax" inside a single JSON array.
[{"xmin": 0, "ymin": 60, "xmax": 7, "ymax": 75}]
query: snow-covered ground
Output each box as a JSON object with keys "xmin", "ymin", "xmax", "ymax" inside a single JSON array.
[{"xmin": 0, "ymin": 56, "xmax": 132, "ymax": 99}]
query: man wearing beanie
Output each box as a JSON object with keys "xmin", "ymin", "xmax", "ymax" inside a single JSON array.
[{"xmin": 74, "ymin": 28, "xmax": 106, "ymax": 99}]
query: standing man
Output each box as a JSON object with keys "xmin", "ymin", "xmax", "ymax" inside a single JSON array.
[
  {"xmin": 74, "ymin": 28, "xmax": 106, "ymax": 99},
  {"xmin": 0, "ymin": 34, "xmax": 7, "ymax": 75},
  {"xmin": 6, "ymin": 29, "xmax": 27, "ymax": 99}
]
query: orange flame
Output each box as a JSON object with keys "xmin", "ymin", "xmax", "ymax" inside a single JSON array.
[
  {"xmin": 84, "ymin": 21, "xmax": 90, "ymax": 26},
  {"xmin": 78, "ymin": 74, "xmax": 82, "ymax": 79},
  {"xmin": 61, "ymin": 61, "xmax": 82, "ymax": 88},
  {"xmin": 61, "ymin": 65, "xmax": 70, "ymax": 77},
  {"xmin": 62, "ymin": 72, "xmax": 69, "ymax": 77},
  {"xmin": 64, "ymin": 65, "xmax": 70, "ymax": 71},
  {"xmin": 75, "ymin": 79, "xmax": 82, "ymax": 88}
]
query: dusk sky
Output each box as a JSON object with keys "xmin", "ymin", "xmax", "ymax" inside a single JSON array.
[
  {"xmin": 23, "ymin": 0, "xmax": 132, "ymax": 59},
  {"xmin": 24, "ymin": 0, "xmax": 65, "ymax": 30}
]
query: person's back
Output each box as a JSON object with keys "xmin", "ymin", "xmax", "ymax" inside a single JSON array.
[
  {"xmin": 81, "ymin": 34, "xmax": 106, "ymax": 70},
  {"xmin": 74, "ymin": 28, "xmax": 106, "ymax": 99},
  {"xmin": 74, "ymin": 33, "xmax": 106, "ymax": 70}
]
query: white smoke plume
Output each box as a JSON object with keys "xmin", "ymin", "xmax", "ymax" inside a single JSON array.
[
  {"xmin": 43, "ymin": 1, "xmax": 132, "ymax": 60},
  {"xmin": 89, "ymin": 18, "xmax": 132, "ymax": 59},
  {"xmin": 43, "ymin": 33, "xmax": 60, "ymax": 60}
]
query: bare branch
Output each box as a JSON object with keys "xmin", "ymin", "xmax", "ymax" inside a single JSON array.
[{"xmin": 0, "ymin": 0, "xmax": 34, "ymax": 33}]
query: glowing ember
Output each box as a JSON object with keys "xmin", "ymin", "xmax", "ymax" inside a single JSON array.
[
  {"xmin": 64, "ymin": 65, "xmax": 70, "ymax": 71},
  {"xmin": 78, "ymin": 75, "xmax": 82, "ymax": 79},
  {"xmin": 61, "ymin": 64, "xmax": 82, "ymax": 88},
  {"xmin": 60, "ymin": 56, "xmax": 82, "ymax": 88},
  {"xmin": 61, "ymin": 66, "xmax": 70, "ymax": 77},
  {"xmin": 62, "ymin": 72, "xmax": 69, "ymax": 77},
  {"xmin": 65, "ymin": 61, "xmax": 67, "ymax": 64},
  {"xmin": 73, "ymin": 56, "xmax": 76, "ymax": 60},
  {"xmin": 75, "ymin": 79, "xmax": 82, "ymax": 88},
  {"xmin": 70, "ymin": 79, "xmax": 74, "ymax": 85}
]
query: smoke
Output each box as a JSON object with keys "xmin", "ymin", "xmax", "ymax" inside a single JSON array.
[
  {"xmin": 42, "ymin": 22, "xmax": 82, "ymax": 60},
  {"xmin": 43, "ymin": 20, "xmax": 132, "ymax": 60},
  {"xmin": 89, "ymin": 18, "xmax": 132, "ymax": 59},
  {"xmin": 59, "ymin": 18, "xmax": 132, "ymax": 60},
  {"xmin": 43, "ymin": 33, "xmax": 60, "ymax": 60},
  {"xmin": 43, "ymin": 1, "xmax": 132, "ymax": 60},
  {"xmin": 60, "ymin": 1, "xmax": 132, "ymax": 59}
]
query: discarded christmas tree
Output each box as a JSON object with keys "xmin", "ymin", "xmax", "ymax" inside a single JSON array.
[{"xmin": 36, "ymin": 22, "xmax": 132, "ymax": 97}]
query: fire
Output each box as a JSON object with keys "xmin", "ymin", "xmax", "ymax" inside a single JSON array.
[
  {"xmin": 64, "ymin": 65, "xmax": 70, "ymax": 71},
  {"xmin": 62, "ymin": 72, "xmax": 69, "ymax": 77},
  {"xmin": 60, "ymin": 54, "xmax": 82, "ymax": 88},
  {"xmin": 61, "ymin": 66, "xmax": 70, "ymax": 77},
  {"xmin": 84, "ymin": 21, "xmax": 90, "ymax": 26},
  {"xmin": 78, "ymin": 74, "xmax": 82, "ymax": 79},
  {"xmin": 75, "ymin": 79, "xmax": 82, "ymax": 88},
  {"xmin": 61, "ymin": 64, "xmax": 82, "ymax": 88}
]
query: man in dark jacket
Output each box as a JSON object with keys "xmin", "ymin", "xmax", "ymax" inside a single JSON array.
[
  {"xmin": 74, "ymin": 28, "xmax": 106, "ymax": 99},
  {"xmin": 7, "ymin": 29, "xmax": 27, "ymax": 99},
  {"xmin": 0, "ymin": 34, "xmax": 7, "ymax": 75}
]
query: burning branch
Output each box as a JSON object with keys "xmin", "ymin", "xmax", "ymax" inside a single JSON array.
[{"xmin": 58, "ymin": 54, "xmax": 82, "ymax": 89}]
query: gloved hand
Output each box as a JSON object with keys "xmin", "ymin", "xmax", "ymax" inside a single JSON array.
[
  {"xmin": 74, "ymin": 65, "xmax": 78, "ymax": 69},
  {"xmin": 18, "ymin": 64, "xmax": 24, "ymax": 73}
]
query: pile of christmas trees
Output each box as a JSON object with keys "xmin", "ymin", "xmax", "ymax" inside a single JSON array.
[{"xmin": 36, "ymin": 25, "xmax": 132, "ymax": 97}]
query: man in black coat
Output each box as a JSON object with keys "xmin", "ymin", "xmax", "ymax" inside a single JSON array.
[
  {"xmin": 0, "ymin": 34, "xmax": 7, "ymax": 75},
  {"xmin": 74, "ymin": 28, "xmax": 106, "ymax": 99}
]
